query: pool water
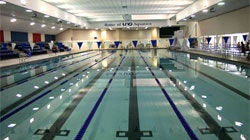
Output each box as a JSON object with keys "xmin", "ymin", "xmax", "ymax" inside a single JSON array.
[{"xmin": 0, "ymin": 49, "xmax": 249, "ymax": 140}]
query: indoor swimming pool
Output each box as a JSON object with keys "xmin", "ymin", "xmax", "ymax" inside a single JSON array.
[{"xmin": 0, "ymin": 49, "xmax": 249, "ymax": 140}]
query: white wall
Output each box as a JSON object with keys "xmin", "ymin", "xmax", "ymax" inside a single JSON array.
[
  {"xmin": 198, "ymin": 6, "xmax": 250, "ymax": 36},
  {"xmin": 28, "ymin": 32, "xmax": 32, "ymax": 42},
  {"xmin": 41, "ymin": 34, "xmax": 45, "ymax": 42},
  {"xmin": 3, "ymin": 30, "xmax": 11, "ymax": 42}
]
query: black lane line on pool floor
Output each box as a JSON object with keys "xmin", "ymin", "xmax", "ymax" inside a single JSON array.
[
  {"xmin": 40, "ymin": 58, "xmax": 116, "ymax": 140},
  {"xmin": 0, "ymin": 52, "xmax": 101, "ymax": 91},
  {"xmin": 74, "ymin": 55, "xmax": 126, "ymax": 140},
  {"xmin": 0, "ymin": 53, "xmax": 103, "ymax": 116},
  {"xmin": 160, "ymin": 64, "xmax": 234, "ymax": 140},
  {"xmin": 138, "ymin": 52, "xmax": 199, "ymax": 140},
  {"xmin": 0, "ymin": 53, "xmax": 114, "ymax": 123},
  {"xmin": 116, "ymin": 56, "xmax": 153, "ymax": 140}
]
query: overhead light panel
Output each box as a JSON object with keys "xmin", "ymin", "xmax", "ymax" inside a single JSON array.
[
  {"xmin": 60, "ymin": 27, "xmax": 64, "ymax": 30},
  {"xmin": 44, "ymin": 15, "xmax": 50, "ymax": 18},
  {"xmin": 0, "ymin": 1, "xmax": 6, "ymax": 4},
  {"xmin": 10, "ymin": 18, "xmax": 16, "ymax": 22},
  {"xmin": 217, "ymin": 2, "xmax": 225, "ymax": 6},
  {"xmin": 26, "ymin": 9, "xmax": 32, "ymax": 12},
  {"xmin": 43, "ymin": 0, "xmax": 61, "ymax": 3},
  {"xmin": 41, "ymin": 24, "xmax": 46, "ymax": 27},
  {"xmin": 30, "ymin": 22, "xmax": 35, "ymax": 26},
  {"xmin": 51, "ymin": 26, "xmax": 56, "ymax": 29},
  {"xmin": 202, "ymin": 9, "xmax": 208, "ymax": 13},
  {"xmin": 58, "ymin": 4, "xmax": 73, "ymax": 9},
  {"xmin": 20, "ymin": 0, "xmax": 26, "ymax": 5},
  {"xmin": 158, "ymin": 0, "xmax": 193, "ymax": 5}
]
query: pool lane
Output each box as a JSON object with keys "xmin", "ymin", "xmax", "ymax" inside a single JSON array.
[
  {"xmin": 40, "ymin": 57, "xmax": 116, "ymax": 140},
  {"xmin": 0, "ymin": 52, "xmax": 104, "ymax": 114},
  {"xmin": 0, "ymin": 51, "xmax": 99, "ymax": 89},
  {"xmin": 74, "ymin": 54, "xmax": 126, "ymax": 140},
  {"xmin": 138, "ymin": 51, "xmax": 199, "ymax": 140},
  {"xmin": 0, "ymin": 52, "xmax": 114, "ymax": 122},
  {"xmin": 0, "ymin": 51, "xmax": 95, "ymax": 77},
  {"xmin": 1, "ymin": 51, "xmax": 115, "ymax": 138}
]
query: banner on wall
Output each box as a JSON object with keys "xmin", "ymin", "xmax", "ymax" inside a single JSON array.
[
  {"xmin": 87, "ymin": 42, "xmax": 93, "ymax": 48},
  {"xmin": 114, "ymin": 41, "xmax": 120, "ymax": 48},
  {"xmin": 30, "ymin": 43, "xmax": 35, "ymax": 50},
  {"xmin": 169, "ymin": 38, "xmax": 174, "ymax": 46},
  {"xmin": 223, "ymin": 36, "xmax": 229, "ymax": 43},
  {"xmin": 104, "ymin": 21, "xmax": 152, "ymax": 28},
  {"xmin": 48, "ymin": 43, "xmax": 53, "ymax": 50},
  {"xmin": 206, "ymin": 37, "xmax": 212, "ymax": 45},
  {"xmin": 151, "ymin": 40, "xmax": 157, "ymax": 47},
  {"xmin": 178, "ymin": 38, "xmax": 184, "ymax": 46},
  {"xmin": 97, "ymin": 41, "xmax": 102, "ymax": 49},
  {"xmin": 188, "ymin": 38, "xmax": 194, "ymax": 45},
  {"xmin": 243, "ymin": 35, "xmax": 248, "ymax": 42},
  {"xmin": 132, "ymin": 40, "xmax": 137, "ymax": 47},
  {"xmin": 11, "ymin": 43, "xmax": 16, "ymax": 50},
  {"xmin": 197, "ymin": 38, "xmax": 202, "ymax": 46},
  {"xmin": 77, "ymin": 42, "xmax": 83, "ymax": 49},
  {"xmin": 215, "ymin": 36, "xmax": 221, "ymax": 43},
  {"xmin": 233, "ymin": 36, "xmax": 238, "ymax": 43}
]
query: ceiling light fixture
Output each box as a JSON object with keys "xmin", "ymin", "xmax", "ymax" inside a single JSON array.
[
  {"xmin": 41, "ymin": 24, "xmax": 46, "ymax": 27},
  {"xmin": 217, "ymin": 2, "xmax": 225, "ymax": 6},
  {"xmin": 30, "ymin": 22, "xmax": 35, "ymax": 26},
  {"xmin": 20, "ymin": 0, "xmax": 26, "ymax": 5},
  {"xmin": 10, "ymin": 18, "xmax": 16, "ymax": 22},
  {"xmin": 60, "ymin": 27, "xmax": 63, "ymax": 30},
  {"xmin": 190, "ymin": 14, "xmax": 195, "ymax": 17},
  {"xmin": 26, "ymin": 9, "xmax": 32, "ymax": 12},
  {"xmin": 44, "ymin": 15, "xmax": 50, "ymax": 18},
  {"xmin": 202, "ymin": 9, "xmax": 208, "ymax": 13},
  {"xmin": 57, "ymin": 4, "xmax": 73, "ymax": 9},
  {"xmin": 51, "ymin": 26, "xmax": 55, "ymax": 29}
]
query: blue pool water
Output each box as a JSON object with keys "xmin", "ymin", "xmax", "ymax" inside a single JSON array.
[{"xmin": 0, "ymin": 49, "xmax": 249, "ymax": 140}]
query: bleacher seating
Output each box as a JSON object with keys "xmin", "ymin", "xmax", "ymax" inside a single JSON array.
[
  {"xmin": 0, "ymin": 42, "xmax": 72, "ymax": 60},
  {"xmin": 0, "ymin": 43, "xmax": 19, "ymax": 60}
]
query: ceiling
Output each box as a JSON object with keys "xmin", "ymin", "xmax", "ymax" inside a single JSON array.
[
  {"xmin": 42, "ymin": 0, "xmax": 197, "ymax": 22},
  {"xmin": 0, "ymin": 0, "xmax": 249, "ymax": 35},
  {"xmin": 184, "ymin": 0, "xmax": 249, "ymax": 22}
]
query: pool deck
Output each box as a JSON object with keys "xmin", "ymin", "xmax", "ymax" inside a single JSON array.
[{"xmin": 0, "ymin": 48, "xmax": 249, "ymax": 68}]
